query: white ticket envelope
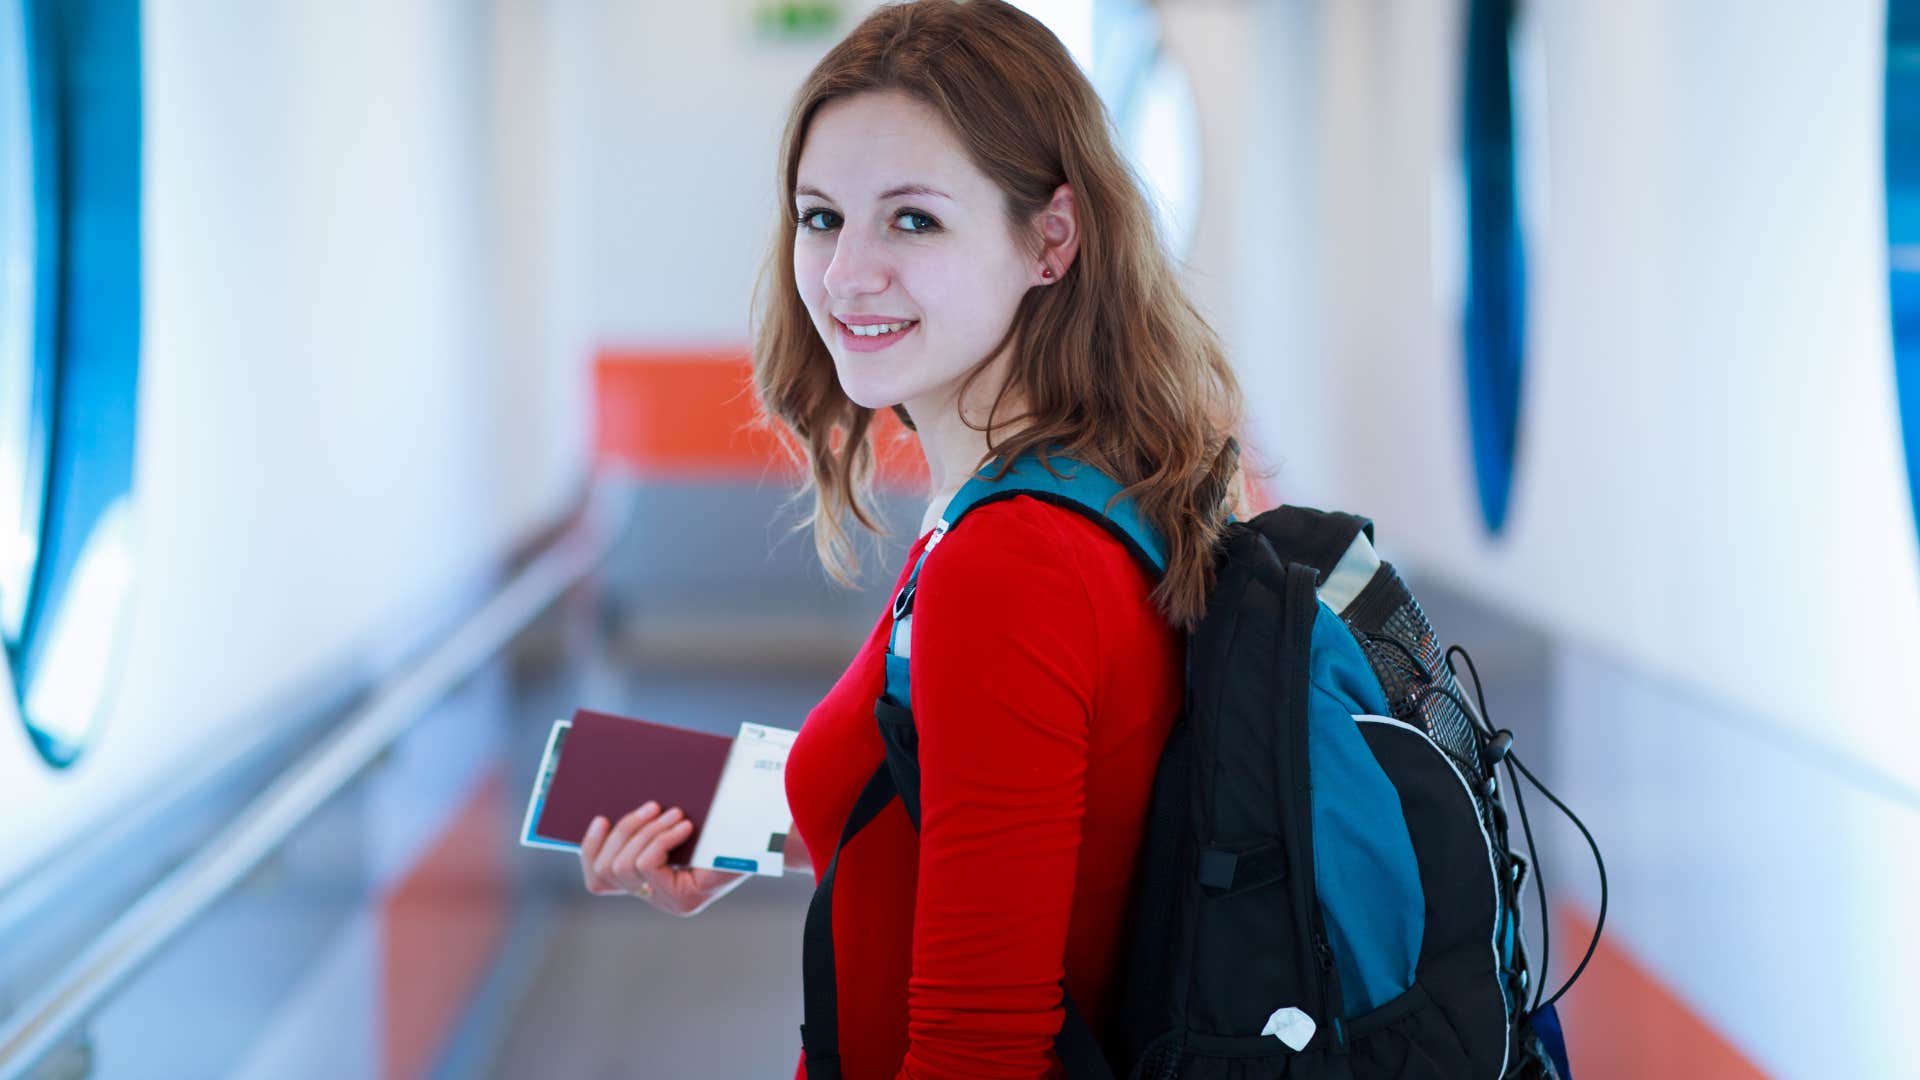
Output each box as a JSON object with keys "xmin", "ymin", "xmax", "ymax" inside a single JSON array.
[{"xmin": 689, "ymin": 721, "xmax": 799, "ymax": 876}]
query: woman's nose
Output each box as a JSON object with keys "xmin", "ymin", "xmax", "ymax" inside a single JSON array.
[{"xmin": 822, "ymin": 232, "xmax": 889, "ymax": 300}]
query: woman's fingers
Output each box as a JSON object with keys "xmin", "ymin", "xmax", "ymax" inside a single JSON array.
[
  {"xmin": 579, "ymin": 815, "xmax": 608, "ymax": 860},
  {"xmin": 609, "ymin": 807, "xmax": 672, "ymax": 880},
  {"xmin": 578, "ymin": 816, "xmax": 612, "ymax": 894},
  {"xmin": 635, "ymin": 815, "xmax": 696, "ymax": 878},
  {"xmin": 610, "ymin": 807, "xmax": 689, "ymax": 890},
  {"xmin": 593, "ymin": 801, "xmax": 661, "ymax": 882},
  {"xmin": 577, "ymin": 801, "xmax": 704, "ymax": 905}
]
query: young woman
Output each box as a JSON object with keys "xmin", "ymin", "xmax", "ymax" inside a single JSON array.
[{"xmin": 580, "ymin": 2, "xmax": 1248, "ymax": 1075}]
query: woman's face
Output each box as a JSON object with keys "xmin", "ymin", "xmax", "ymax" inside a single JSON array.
[{"xmin": 792, "ymin": 90, "xmax": 1036, "ymax": 418}]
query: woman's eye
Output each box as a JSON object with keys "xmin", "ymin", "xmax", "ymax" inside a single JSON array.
[
  {"xmin": 896, "ymin": 210, "xmax": 939, "ymax": 233},
  {"xmin": 797, "ymin": 208, "xmax": 839, "ymax": 233},
  {"xmin": 794, "ymin": 207, "xmax": 936, "ymax": 234}
]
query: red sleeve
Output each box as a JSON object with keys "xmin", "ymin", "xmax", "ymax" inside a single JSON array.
[{"xmin": 896, "ymin": 499, "xmax": 1100, "ymax": 1079}]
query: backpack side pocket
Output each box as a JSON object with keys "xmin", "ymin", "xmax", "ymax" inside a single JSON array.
[{"xmin": 1356, "ymin": 715, "xmax": 1512, "ymax": 1079}]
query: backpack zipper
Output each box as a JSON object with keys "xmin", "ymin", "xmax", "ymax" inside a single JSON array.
[
  {"xmin": 1311, "ymin": 920, "xmax": 1347, "ymax": 1050},
  {"xmin": 1282, "ymin": 562, "xmax": 1347, "ymax": 1052}
]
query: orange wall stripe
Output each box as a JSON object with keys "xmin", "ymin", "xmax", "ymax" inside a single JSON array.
[
  {"xmin": 595, "ymin": 350, "xmax": 1288, "ymax": 515},
  {"xmin": 594, "ymin": 349, "xmax": 928, "ymax": 488},
  {"xmin": 1552, "ymin": 902, "xmax": 1773, "ymax": 1079},
  {"xmin": 380, "ymin": 771, "xmax": 510, "ymax": 1080}
]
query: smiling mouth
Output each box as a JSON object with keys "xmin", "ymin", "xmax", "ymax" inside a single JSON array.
[{"xmin": 837, "ymin": 318, "xmax": 920, "ymax": 339}]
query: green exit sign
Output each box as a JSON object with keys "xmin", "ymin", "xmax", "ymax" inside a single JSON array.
[{"xmin": 752, "ymin": 1, "xmax": 842, "ymax": 39}]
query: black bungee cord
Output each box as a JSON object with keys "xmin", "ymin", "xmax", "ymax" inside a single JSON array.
[{"xmin": 1446, "ymin": 644, "xmax": 1609, "ymax": 1014}]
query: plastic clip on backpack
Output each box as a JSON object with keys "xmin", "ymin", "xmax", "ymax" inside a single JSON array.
[{"xmin": 800, "ymin": 449, "xmax": 1607, "ymax": 1080}]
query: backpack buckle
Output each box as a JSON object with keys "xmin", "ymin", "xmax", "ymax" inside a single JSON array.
[{"xmin": 892, "ymin": 583, "xmax": 916, "ymax": 620}]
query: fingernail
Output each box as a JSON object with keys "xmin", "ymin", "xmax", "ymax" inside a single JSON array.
[
  {"xmin": 642, "ymin": 801, "xmax": 659, "ymax": 814},
  {"xmin": 590, "ymin": 816, "xmax": 606, "ymax": 832}
]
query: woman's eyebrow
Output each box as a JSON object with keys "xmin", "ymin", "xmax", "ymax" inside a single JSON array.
[
  {"xmin": 794, "ymin": 182, "xmax": 952, "ymax": 202},
  {"xmin": 878, "ymin": 183, "xmax": 952, "ymax": 201}
]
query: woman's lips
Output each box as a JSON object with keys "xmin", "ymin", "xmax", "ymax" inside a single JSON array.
[{"xmin": 835, "ymin": 318, "xmax": 919, "ymax": 352}]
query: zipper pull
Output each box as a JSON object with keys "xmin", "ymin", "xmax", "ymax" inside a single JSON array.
[{"xmin": 1312, "ymin": 932, "xmax": 1348, "ymax": 1050}]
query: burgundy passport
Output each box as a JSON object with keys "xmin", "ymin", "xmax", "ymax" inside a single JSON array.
[{"xmin": 533, "ymin": 708, "xmax": 734, "ymax": 866}]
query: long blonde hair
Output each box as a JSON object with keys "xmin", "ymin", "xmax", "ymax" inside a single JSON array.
[{"xmin": 750, "ymin": 0, "xmax": 1248, "ymax": 632}]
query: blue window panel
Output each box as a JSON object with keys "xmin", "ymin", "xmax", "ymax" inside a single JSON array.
[
  {"xmin": 9, "ymin": 0, "xmax": 141, "ymax": 767},
  {"xmin": 1461, "ymin": 0, "xmax": 1526, "ymax": 537},
  {"xmin": 2, "ymin": 0, "xmax": 56, "ymax": 648},
  {"xmin": 1889, "ymin": 4, "xmax": 1920, "ymax": 564}
]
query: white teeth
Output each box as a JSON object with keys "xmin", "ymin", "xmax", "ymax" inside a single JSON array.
[{"xmin": 846, "ymin": 320, "xmax": 914, "ymax": 337}]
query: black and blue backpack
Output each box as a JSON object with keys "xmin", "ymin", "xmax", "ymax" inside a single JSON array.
[{"xmin": 800, "ymin": 448, "xmax": 1605, "ymax": 1079}]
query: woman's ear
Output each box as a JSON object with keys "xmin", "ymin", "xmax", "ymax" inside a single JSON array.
[{"xmin": 1031, "ymin": 183, "xmax": 1080, "ymax": 285}]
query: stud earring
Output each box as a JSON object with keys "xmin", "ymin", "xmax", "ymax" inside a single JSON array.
[{"xmin": 1041, "ymin": 265, "xmax": 1054, "ymax": 279}]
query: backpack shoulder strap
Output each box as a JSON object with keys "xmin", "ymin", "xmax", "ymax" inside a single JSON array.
[
  {"xmin": 940, "ymin": 451, "xmax": 1170, "ymax": 577},
  {"xmin": 881, "ymin": 450, "xmax": 1168, "ymax": 714}
]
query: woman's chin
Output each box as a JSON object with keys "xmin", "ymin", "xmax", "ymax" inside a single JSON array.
[{"xmin": 839, "ymin": 382, "xmax": 905, "ymax": 413}]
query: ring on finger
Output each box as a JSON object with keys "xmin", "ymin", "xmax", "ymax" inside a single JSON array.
[{"xmin": 637, "ymin": 879, "xmax": 654, "ymax": 900}]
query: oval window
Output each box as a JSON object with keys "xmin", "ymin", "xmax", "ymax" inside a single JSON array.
[
  {"xmin": 1460, "ymin": 0, "xmax": 1533, "ymax": 536},
  {"xmin": 1889, "ymin": 3, "xmax": 1920, "ymax": 560},
  {"xmin": 2, "ymin": 0, "xmax": 46, "ymax": 651},
  {"xmin": 5, "ymin": 0, "xmax": 143, "ymax": 768}
]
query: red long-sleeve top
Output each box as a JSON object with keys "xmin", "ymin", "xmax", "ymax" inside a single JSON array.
[{"xmin": 786, "ymin": 495, "xmax": 1184, "ymax": 1079}]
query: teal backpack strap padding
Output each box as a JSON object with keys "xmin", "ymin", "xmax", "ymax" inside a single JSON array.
[
  {"xmin": 881, "ymin": 450, "xmax": 1169, "ymax": 711},
  {"xmin": 1304, "ymin": 601, "xmax": 1425, "ymax": 1017},
  {"xmin": 942, "ymin": 452, "xmax": 1169, "ymax": 577},
  {"xmin": 881, "ymin": 542, "xmax": 940, "ymax": 708}
]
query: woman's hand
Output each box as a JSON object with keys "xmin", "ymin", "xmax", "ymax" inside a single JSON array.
[{"xmin": 578, "ymin": 802, "xmax": 748, "ymax": 917}]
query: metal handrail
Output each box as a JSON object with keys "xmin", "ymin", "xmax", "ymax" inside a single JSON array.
[{"xmin": 0, "ymin": 475, "xmax": 634, "ymax": 1079}]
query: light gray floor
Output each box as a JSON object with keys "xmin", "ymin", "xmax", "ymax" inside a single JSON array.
[{"xmin": 483, "ymin": 875, "xmax": 814, "ymax": 1080}]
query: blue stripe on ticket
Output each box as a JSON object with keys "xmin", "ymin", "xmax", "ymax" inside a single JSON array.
[{"xmin": 714, "ymin": 856, "xmax": 758, "ymax": 872}]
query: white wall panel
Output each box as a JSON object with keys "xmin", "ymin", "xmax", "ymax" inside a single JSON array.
[
  {"xmin": 1550, "ymin": 645, "xmax": 1920, "ymax": 1079},
  {"xmin": 482, "ymin": 0, "xmax": 598, "ymax": 548},
  {"xmin": 570, "ymin": 1, "xmax": 879, "ymax": 348},
  {"xmin": 1220, "ymin": 0, "xmax": 1920, "ymax": 790},
  {"xmin": 0, "ymin": 0, "xmax": 589, "ymax": 886}
]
